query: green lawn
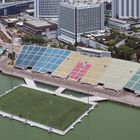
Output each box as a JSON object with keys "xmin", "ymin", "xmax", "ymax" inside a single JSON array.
[{"xmin": 0, "ymin": 86, "xmax": 91, "ymax": 130}]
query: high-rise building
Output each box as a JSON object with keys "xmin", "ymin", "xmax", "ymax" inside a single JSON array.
[
  {"xmin": 34, "ymin": 0, "xmax": 62, "ymax": 18},
  {"xmin": 112, "ymin": 0, "xmax": 140, "ymax": 19},
  {"xmin": 58, "ymin": 2, "xmax": 104, "ymax": 44}
]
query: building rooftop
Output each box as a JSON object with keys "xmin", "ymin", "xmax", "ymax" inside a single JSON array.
[
  {"xmin": 109, "ymin": 18, "xmax": 128, "ymax": 24},
  {"xmin": 25, "ymin": 20, "xmax": 51, "ymax": 27},
  {"xmin": 4, "ymin": 18, "xmax": 18, "ymax": 23},
  {"xmin": 77, "ymin": 46, "xmax": 111, "ymax": 54},
  {"xmin": 68, "ymin": 0, "xmax": 111, "ymax": 4},
  {"xmin": 61, "ymin": 2, "xmax": 101, "ymax": 9}
]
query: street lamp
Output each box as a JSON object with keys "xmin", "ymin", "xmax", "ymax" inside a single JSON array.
[
  {"xmin": 87, "ymin": 85, "xmax": 90, "ymax": 104},
  {"xmin": 11, "ymin": 36, "xmax": 15, "ymax": 66}
]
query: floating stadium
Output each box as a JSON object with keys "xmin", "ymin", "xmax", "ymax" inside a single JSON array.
[
  {"xmin": 15, "ymin": 45, "xmax": 140, "ymax": 94},
  {"xmin": 0, "ymin": 45, "xmax": 140, "ymax": 135}
]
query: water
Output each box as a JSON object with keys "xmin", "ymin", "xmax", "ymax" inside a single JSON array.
[
  {"xmin": 0, "ymin": 73, "xmax": 140, "ymax": 140},
  {"xmin": 0, "ymin": 73, "xmax": 24, "ymax": 95},
  {"xmin": 62, "ymin": 89, "xmax": 90, "ymax": 97},
  {"xmin": 35, "ymin": 81, "xmax": 58, "ymax": 91}
]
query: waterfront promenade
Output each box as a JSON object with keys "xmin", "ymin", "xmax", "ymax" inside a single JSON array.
[{"xmin": 0, "ymin": 56, "xmax": 140, "ymax": 108}]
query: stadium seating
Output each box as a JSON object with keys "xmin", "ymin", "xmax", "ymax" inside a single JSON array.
[
  {"xmin": 99, "ymin": 59, "xmax": 140, "ymax": 90},
  {"xmin": 16, "ymin": 45, "xmax": 44, "ymax": 68},
  {"xmin": 125, "ymin": 69, "xmax": 140, "ymax": 93},
  {"xmin": 68, "ymin": 62, "xmax": 91, "ymax": 81},
  {"xmin": 52, "ymin": 52, "xmax": 87, "ymax": 78},
  {"xmin": 15, "ymin": 45, "xmax": 140, "ymax": 91},
  {"xmin": 32, "ymin": 48, "xmax": 70, "ymax": 73},
  {"xmin": 81, "ymin": 57, "xmax": 112, "ymax": 85},
  {"xmin": 15, "ymin": 45, "xmax": 71, "ymax": 73}
]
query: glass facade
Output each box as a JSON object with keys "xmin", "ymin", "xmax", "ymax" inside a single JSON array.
[
  {"xmin": 58, "ymin": 3, "xmax": 104, "ymax": 40},
  {"xmin": 112, "ymin": 0, "xmax": 140, "ymax": 19},
  {"xmin": 34, "ymin": 0, "xmax": 61, "ymax": 18}
]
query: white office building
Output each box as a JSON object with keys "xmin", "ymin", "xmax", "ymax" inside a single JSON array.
[
  {"xmin": 112, "ymin": 0, "xmax": 140, "ymax": 19},
  {"xmin": 108, "ymin": 18, "xmax": 130, "ymax": 31},
  {"xmin": 58, "ymin": 2, "xmax": 104, "ymax": 44},
  {"xmin": 34, "ymin": 0, "xmax": 62, "ymax": 18}
]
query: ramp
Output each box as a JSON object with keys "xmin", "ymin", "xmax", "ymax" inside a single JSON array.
[
  {"xmin": 24, "ymin": 78, "xmax": 36, "ymax": 87},
  {"xmin": 55, "ymin": 87, "xmax": 66, "ymax": 94}
]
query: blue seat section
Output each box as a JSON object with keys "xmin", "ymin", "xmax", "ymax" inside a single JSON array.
[
  {"xmin": 15, "ymin": 45, "xmax": 71, "ymax": 73},
  {"xmin": 32, "ymin": 48, "xmax": 70, "ymax": 73},
  {"xmin": 15, "ymin": 45, "xmax": 43, "ymax": 68}
]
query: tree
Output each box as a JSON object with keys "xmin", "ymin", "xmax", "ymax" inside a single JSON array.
[
  {"xmin": 21, "ymin": 35, "xmax": 45, "ymax": 45},
  {"xmin": 136, "ymin": 48, "xmax": 140, "ymax": 61},
  {"xmin": 8, "ymin": 51, "xmax": 16, "ymax": 65},
  {"xmin": 108, "ymin": 46, "xmax": 117, "ymax": 57},
  {"xmin": 21, "ymin": 35, "xmax": 32, "ymax": 43},
  {"xmin": 67, "ymin": 43, "xmax": 76, "ymax": 51},
  {"xmin": 116, "ymin": 45, "xmax": 134, "ymax": 60},
  {"xmin": 125, "ymin": 37, "xmax": 136, "ymax": 48},
  {"xmin": 108, "ymin": 45, "xmax": 134, "ymax": 60}
]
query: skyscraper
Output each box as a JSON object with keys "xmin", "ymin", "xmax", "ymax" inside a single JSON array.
[
  {"xmin": 112, "ymin": 0, "xmax": 140, "ymax": 19},
  {"xmin": 34, "ymin": 0, "xmax": 62, "ymax": 18},
  {"xmin": 58, "ymin": 2, "xmax": 104, "ymax": 44}
]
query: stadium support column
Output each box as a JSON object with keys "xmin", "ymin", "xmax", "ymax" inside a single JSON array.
[{"xmin": 75, "ymin": 7, "xmax": 77, "ymax": 47}]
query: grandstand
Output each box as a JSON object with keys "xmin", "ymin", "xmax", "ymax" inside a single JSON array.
[
  {"xmin": 15, "ymin": 45, "xmax": 70, "ymax": 73},
  {"xmin": 99, "ymin": 59, "xmax": 140, "ymax": 90},
  {"xmin": 15, "ymin": 45, "xmax": 140, "ymax": 94},
  {"xmin": 80, "ymin": 57, "xmax": 112, "ymax": 85},
  {"xmin": 32, "ymin": 48, "xmax": 70, "ymax": 73},
  {"xmin": 125, "ymin": 69, "xmax": 140, "ymax": 93},
  {"xmin": 68, "ymin": 62, "xmax": 91, "ymax": 81}
]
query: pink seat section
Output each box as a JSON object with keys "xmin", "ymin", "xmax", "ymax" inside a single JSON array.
[{"xmin": 68, "ymin": 62, "xmax": 91, "ymax": 81}]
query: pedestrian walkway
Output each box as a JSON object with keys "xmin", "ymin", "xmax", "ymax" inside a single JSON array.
[
  {"xmin": 24, "ymin": 78, "xmax": 36, "ymax": 87},
  {"xmin": 0, "ymin": 23, "xmax": 12, "ymax": 41},
  {"xmin": 81, "ymin": 96, "xmax": 107, "ymax": 102},
  {"xmin": 55, "ymin": 87, "xmax": 66, "ymax": 93}
]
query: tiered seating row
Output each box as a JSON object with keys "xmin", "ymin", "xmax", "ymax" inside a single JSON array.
[
  {"xmin": 15, "ymin": 45, "xmax": 71, "ymax": 73},
  {"xmin": 125, "ymin": 69, "xmax": 140, "ymax": 93},
  {"xmin": 15, "ymin": 45, "xmax": 140, "ymax": 92},
  {"xmin": 99, "ymin": 59, "xmax": 140, "ymax": 90},
  {"xmin": 68, "ymin": 62, "xmax": 91, "ymax": 81}
]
